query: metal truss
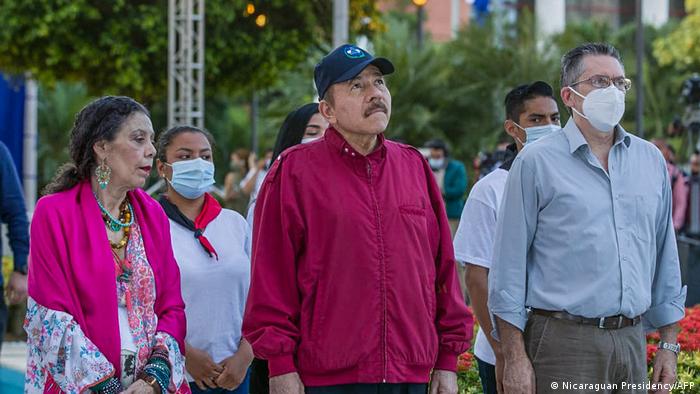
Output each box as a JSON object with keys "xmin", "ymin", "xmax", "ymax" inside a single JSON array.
[{"xmin": 168, "ymin": 0, "xmax": 205, "ymax": 128}]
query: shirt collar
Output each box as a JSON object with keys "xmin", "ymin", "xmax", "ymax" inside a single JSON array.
[
  {"xmin": 563, "ymin": 118, "xmax": 631, "ymax": 155},
  {"xmin": 325, "ymin": 126, "xmax": 387, "ymax": 160}
]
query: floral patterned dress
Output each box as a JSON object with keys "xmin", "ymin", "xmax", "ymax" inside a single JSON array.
[{"xmin": 24, "ymin": 221, "xmax": 187, "ymax": 393}]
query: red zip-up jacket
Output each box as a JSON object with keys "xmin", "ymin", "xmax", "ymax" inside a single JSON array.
[{"xmin": 243, "ymin": 128, "xmax": 473, "ymax": 387}]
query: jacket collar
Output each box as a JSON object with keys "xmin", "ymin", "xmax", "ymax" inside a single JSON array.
[{"xmin": 325, "ymin": 126, "xmax": 387, "ymax": 161}]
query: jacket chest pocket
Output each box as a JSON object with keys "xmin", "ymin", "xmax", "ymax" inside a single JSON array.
[{"xmin": 399, "ymin": 203, "xmax": 428, "ymax": 232}]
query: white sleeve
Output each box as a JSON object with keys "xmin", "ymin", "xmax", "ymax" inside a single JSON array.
[
  {"xmin": 152, "ymin": 331, "xmax": 187, "ymax": 392},
  {"xmin": 453, "ymin": 197, "xmax": 498, "ymax": 268},
  {"xmin": 24, "ymin": 297, "xmax": 115, "ymax": 393}
]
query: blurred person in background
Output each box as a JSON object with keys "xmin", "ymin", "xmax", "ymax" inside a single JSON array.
[
  {"xmin": 223, "ymin": 148, "xmax": 251, "ymax": 215},
  {"xmin": 423, "ymin": 138, "xmax": 467, "ymax": 236},
  {"xmin": 652, "ymin": 138, "xmax": 688, "ymax": 232},
  {"xmin": 157, "ymin": 126, "xmax": 253, "ymax": 394},
  {"xmin": 240, "ymin": 149, "xmax": 273, "ymax": 213}
]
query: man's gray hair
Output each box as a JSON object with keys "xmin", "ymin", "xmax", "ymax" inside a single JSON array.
[{"xmin": 560, "ymin": 43, "xmax": 623, "ymax": 89}]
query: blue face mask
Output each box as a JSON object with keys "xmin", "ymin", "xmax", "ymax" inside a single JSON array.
[
  {"xmin": 514, "ymin": 123, "xmax": 560, "ymax": 145},
  {"xmin": 165, "ymin": 158, "xmax": 215, "ymax": 199}
]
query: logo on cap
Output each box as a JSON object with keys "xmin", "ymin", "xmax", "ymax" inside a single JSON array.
[{"xmin": 344, "ymin": 46, "xmax": 366, "ymax": 59}]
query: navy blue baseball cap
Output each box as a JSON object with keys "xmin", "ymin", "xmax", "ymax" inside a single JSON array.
[{"xmin": 314, "ymin": 44, "xmax": 395, "ymax": 100}]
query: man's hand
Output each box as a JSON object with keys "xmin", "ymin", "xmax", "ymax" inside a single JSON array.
[
  {"xmin": 497, "ymin": 317, "xmax": 535, "ymax": 394},
  {"xmin": 124, "ymin": 379, "xmax": 156, "ymax": 394},
  {"xmin": 501, "ymin": 353, "xmax": 535, "ymax": 394},
  {"xmin": 651, "ymin": 349, "xmax": 677, "ymax": 394},
  {"xmin": 6, "ymin": 271, "xmax": 27, "ymax": 304},
  {"xmin": 185, "ymin": 345, "xmax": 223, "ymax": 390},
  {"xmin": 495, "ymin": 350, "xmax": 504, "ymax": 394},
  {"xmin": 269, "ymin": 372, "xmax": 304, "ymax": 394},
  {"xmin": 429, "ymin": 370, "xmax": 458, "ymax": 394},
  {"xmin": 215, "ymin": 340, "xmax": 254, "ymax": 390}
]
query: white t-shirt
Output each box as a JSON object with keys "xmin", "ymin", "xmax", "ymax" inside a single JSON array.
[
  {"xmin": 452, "ymin": 168, "xmax": 508, "ymax": 365},
  {"xmin": 169, "ymin": 208, "xmax": 251, "ymax": 381},
  {"xmin": 118, "ymin": 306, "xmax": 137, "ymax": 352}
]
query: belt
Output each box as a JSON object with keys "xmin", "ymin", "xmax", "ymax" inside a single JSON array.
[{"xmin": 529, "ymin": 308, "xmax": 641, "ymax": 329}]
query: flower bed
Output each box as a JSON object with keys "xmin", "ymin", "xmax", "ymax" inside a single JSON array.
[
  {"xmin": 456, "ymin": 351, "xmax": 482, "ymax": 393},
  {"xmin": 457, "ymin": 306, "xmax": 700, "ymax": 392},
  {"xmin": 647, "ymin": 306, "xmax": 700, "ymax": 385}
]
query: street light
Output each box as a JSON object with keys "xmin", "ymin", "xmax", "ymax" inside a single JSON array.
[
  {"xmin": 245, "ymin": 3, "xmax": 255, "ymax": 16},
  {"xmin": 412, "ymin": 0, "xmax": 428, "ymax": 49}
]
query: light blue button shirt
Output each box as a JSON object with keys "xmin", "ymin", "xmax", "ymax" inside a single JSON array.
[{"xmin": 488, "ymin": 119, "xmax": 686, "ymax": 333}]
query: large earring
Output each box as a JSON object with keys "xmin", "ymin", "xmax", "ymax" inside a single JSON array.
[{"xmin": 95, "ymin": 158, "xmax": 112, "ymax": 190}]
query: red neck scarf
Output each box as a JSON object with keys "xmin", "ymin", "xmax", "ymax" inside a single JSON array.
[{"xmin": 159, "ymin": 193, "xmax": 222, "ymax": 260}]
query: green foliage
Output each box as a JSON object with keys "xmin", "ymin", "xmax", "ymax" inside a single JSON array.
[
  {"xmin": 372, "ymin": 15, "xmax": 449, "ymax": 143},
  {"xmin": 370, "ymin": 10, "xmax": 560, "ymax": 160},
  {"xmin": 373, "ymin": 9, "xmax": 688, "ymax": 164},
  {"xmin": 676, "ymin": 351, "xmax": 700, "ymax": 387},
  {"xmin": 204, "ymin": 95, "xmax": 255, "ymax": 183},
  {"xmin": 36, "ymin": 82, "xmax": 92, "ymax": 191},
  {"xmin": 654, "ymin": 0, "xmax": 700, "ymax": 72},
  {"xmin": 438, "ymin": 10, "xmax": 560, "ymax": 159},
  {"xmin": 457, "ymin": 369, "xmax": 482, "ymax": 394},
  {"xmin": 0, "ymin": 1, "xmax": 168, "ymax": 103},
  {"xmin": 0, "ymin": 0, "xmax": 381, "ymax": 102}
]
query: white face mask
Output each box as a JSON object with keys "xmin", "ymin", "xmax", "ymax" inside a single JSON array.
[
  {"xmin": 429, "ymin": 158, "xmax": 445, "ymax": 170},
  {"xmin": 569, "ymin": 85, "xmax": 626, "ymax": 133},
  {"xmin": 301, "ymin": 136, "xmax": 320, "ymax": 144},
  {"xmin": 165, "ymin": 158, "xmax": 215, "ymax": 200},
  {"xmin": 514, "ymin": 123, "xmax": 560, "ymax": 145}
]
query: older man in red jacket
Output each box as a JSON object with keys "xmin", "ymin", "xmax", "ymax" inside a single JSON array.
[{"xmin": 243, "ymin": 44, "xmax": 473, "ymax": 394}]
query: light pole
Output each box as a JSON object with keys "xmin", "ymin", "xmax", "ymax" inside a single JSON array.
[
  {"xmin": 333, "ymin": 0, "xmax": 349, "ymax": 48},
  {"xmin": 635, "ymin": 0, "xmax": 645, "ymax": 138},
  {"xmin": 412, "ymin": 0, "xmax": 428, "ymax": 49}
]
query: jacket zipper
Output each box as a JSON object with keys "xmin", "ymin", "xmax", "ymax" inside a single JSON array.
[{"xmin": 366, "ymin": 161, "xmax": 387, "ymax": 383}]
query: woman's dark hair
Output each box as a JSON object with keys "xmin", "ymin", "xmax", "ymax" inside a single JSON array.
[
  {"xmin": 271, "ymin": 103, "xmax": 320, "ymax": 160},
  {"xmin": 43, "ymin": 96, "xmax": 149, "ymax": 195},
  {"xmin": 156, "ymin": 125, "xmax": 215, "ymax": 163}
]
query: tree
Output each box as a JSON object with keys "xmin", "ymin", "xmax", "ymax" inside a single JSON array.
[
  {"xmin": 654, "ymin": 0, "xmax": 700, "ymax": 72},
  {"xmin": 0, "ymin": 0, "xmax": 381, "ymax": 103},
  {"xmin": 435, "ymin": 10, "xmax": 560, "ymax": 159},
  {"xmin": 36, "ymin": 82, "xmax": 92, "ymax": 191}
]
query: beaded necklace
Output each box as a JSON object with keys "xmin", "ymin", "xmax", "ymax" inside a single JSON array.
[
  {"xmin": 94, "ymin": 193, "xmax": 134, "ymax": 232},
  {"xmin": 94, "ymin": 193, "xmax": 133, "ymax": 250}
]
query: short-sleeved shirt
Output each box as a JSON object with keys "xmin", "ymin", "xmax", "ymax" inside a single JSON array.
[{"xmin": 453, "ymin": 168, "xmax": 508, "ymax": 365}]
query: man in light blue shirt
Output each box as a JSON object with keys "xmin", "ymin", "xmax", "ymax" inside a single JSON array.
[{"xmin": 489, "ymin": 43, "xmax": 686, "ymax": 394}]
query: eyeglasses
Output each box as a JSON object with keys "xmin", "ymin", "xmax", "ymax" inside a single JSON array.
[{"xmin": 570, "ymin": 74, "xmax": 632, "ymax": 92}]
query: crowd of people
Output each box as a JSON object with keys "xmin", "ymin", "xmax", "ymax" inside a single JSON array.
[{"xmin": 0, "ymin": 40, "xmax": 690, "ymax": 394}]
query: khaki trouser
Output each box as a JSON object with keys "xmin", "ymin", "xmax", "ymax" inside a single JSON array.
[{"xmin": 524, "ymin": 314, "xmax": 647, "ymax": 394}]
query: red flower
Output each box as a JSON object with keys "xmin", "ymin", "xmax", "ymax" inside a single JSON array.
[
  {"xmin": 457, "ymin": 351, "xmax": 474, "ymax": 372},
  {"xmin": 646, "ymin": 306, "xmax": 700, "ymax": 365},
  {"xmin": 646, "ymin": 343, "xmax": 657, "ymax": 364}
]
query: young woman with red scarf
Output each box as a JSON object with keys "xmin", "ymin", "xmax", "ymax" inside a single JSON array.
[{"xmin": 156, "ymin": 126, "xmax": 253, "ymax": 394}]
